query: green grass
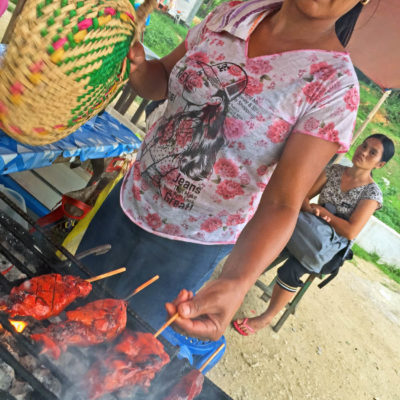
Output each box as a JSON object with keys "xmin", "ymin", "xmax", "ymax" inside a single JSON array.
[
  {"xmin": 351, "ymin": 244, "xmax": 400, "ymax": 285},
  {"xmin": 143, "ymin": 11, "xmax": 189, "ymax": 57}
]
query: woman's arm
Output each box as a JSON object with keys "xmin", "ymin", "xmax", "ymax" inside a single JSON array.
[
  {"xmin": 301, "ymin": 169, "xmax": 328, "ymax": 212},
  {"xmin": 128, "ymin": 41, "xmax": 187, "ymax": 100},
  {"xmin": 166, "ymin": 133, "xmax": 339, "ymax": 340},
  {"xmin": 311, "ymin": 199, "xmax": 379, "ymax": 240}
]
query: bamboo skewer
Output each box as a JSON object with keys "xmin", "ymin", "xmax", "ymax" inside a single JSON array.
[
  {"xmin": 85, "ymin": 267, "xmax": 126, "ymax": 283},
  {"xmin": 198, "ymin": 343, "xmax": 225, "ymax": 373},
  {"xmin": 154, "ymin": 313, "xmax": 179, "ymax": 338},
  {"xmin": 124, "ymin": 275, "xmax": 160, "ymax": 301}
]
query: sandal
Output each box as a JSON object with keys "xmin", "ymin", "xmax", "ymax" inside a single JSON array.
[{"xmin": 232, "ymin": 318, "xmax": 255, "ymax": 336}]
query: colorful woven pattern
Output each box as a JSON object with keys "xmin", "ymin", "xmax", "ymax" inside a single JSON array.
[{"xmin": 0, "ymin": 0, "xmax": 155, "ymax": 145}]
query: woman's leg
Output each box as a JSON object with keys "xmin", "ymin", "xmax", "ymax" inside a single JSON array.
[{"xmin": 233, "ymin": 256, "xmax": 307, "ymax": 334}]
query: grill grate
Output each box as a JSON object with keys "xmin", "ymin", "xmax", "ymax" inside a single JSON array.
[{"xmin": 0, "ymin": 190, "xmax": 231, "ymax": 400}]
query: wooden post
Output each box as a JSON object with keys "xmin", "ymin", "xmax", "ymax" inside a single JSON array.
[
  {"xmin": 2, "ymin": 0, "xmax": 28, "ymax": 44},
  {"xmin": 335, "ymin": 89, "xmax": 392, "ymax": 163}
]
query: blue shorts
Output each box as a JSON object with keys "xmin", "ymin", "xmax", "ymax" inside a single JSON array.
[
  {"xmin": 76, "ymin": 180, "xmax": 233, "ymax": 329},
  {"xmin": 276, "ymin": 256, "xmax": 309, "ymax": 292}
]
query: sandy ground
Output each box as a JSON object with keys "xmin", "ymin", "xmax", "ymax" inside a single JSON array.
[{"xmin": 207, "ymin": 257, "xmax": 400, "ymax": 400}]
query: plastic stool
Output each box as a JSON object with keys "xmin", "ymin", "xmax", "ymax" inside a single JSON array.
[{"xmin": 161, "ymin": 326, "xmax": 226, "ymax": 374}]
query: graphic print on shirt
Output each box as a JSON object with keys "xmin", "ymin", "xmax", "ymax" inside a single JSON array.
[{"xmin": 138, "ymin": 61, "xmax": 248, "ymax": 211}]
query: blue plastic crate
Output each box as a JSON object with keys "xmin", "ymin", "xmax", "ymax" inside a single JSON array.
[{"xmin": 161, "ymin": 326, "xmax": 226, "ymax": 374}]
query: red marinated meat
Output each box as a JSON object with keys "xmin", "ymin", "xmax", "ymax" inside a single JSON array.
[
  {"xmin": 31, "ymin": 299, "xmax": 127, "ymax": 359},
  {"xmin": 163, "ymin": 369, "xmax": 204, "ymax": 400},
  {"xmin": 85, "ymin": 330, "xmax": 170, "ymax": 400},
  {"xmin": 0, "ymin": 274, "xmax": 92, "ymax": 320}
]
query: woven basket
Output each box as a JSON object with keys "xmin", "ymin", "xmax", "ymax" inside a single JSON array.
[{"xmin": 0, "ymin": 0, "xmax": 155, "ymax": 145}]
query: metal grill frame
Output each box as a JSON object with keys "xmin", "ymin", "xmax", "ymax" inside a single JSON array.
[{"xmin": 0, "ymin": 190, "xmax": 232, "ymax": 400}]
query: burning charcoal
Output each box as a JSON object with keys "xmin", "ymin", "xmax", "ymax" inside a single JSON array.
[
  {"xmin": 63, "ymin": 384, "xmax": 120, "ymax": 400},
  {"xmin": 19, "ymin": 355, "xmax": 39, "ymax": 372},
  {"xmin": 97, "ymin": 394, "xmax": 119, "ymax": 400},
  {"xmin": 1, "ymin": 340, "xmax": 20, "ymax": 361},
  {"xmin": 0, "ymin": 360, "xmax": 15, "ymax": 391},
  {"xmin": 10, "ymin": 379, "xmax": 33, "ymax": 400},
  {"xmin": 0, "ymin": 256, "xmax": 27, "ymax": 282},
  {"xmin": 52, "ymin": 351, "xmax": 90, "ymax": 381},
  {"xmin": 115, "ymin": 386, "xmax": 143, "ymax": 399},
  {"xmin": 32, "ymin": 367, "xmax": 62, "ymax": 398}
]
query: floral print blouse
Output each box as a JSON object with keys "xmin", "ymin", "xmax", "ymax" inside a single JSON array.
[
  {"xmin": 120, "ymin": 0, "xmax": 360, "ymax": 244},
  {"xmin": 319, "ymin": 164, "xmax": 383, "ymax": 220}
]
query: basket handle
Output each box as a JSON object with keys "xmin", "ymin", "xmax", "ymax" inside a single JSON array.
[{"xmin": 133, "ymin": 0, "xmax": 157, "ymax": 43}]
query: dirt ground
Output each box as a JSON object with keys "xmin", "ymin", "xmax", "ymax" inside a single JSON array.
[{"xmin": 207, "ymin": 257, "xmax": 400, "ymax": 400}]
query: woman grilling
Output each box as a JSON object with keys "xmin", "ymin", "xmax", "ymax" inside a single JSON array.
[
  {"xmin": 77, "ymin": 0, "xmax": 368, "ymax": 340},
  {"xmin": 233, "ymin": 134, "xmax": 395, "ymax": 336}
]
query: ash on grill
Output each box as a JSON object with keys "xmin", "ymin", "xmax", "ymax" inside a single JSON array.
[{"xmin": 0, "ymin": 191, "xmax": 231, "ymax": 400}]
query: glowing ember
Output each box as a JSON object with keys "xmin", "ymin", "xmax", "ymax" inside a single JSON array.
[{"xmin": 9, "ymin": 319, "xmax": 27, "ymax": 333}]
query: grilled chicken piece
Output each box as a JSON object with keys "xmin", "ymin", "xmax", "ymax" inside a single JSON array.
[
  {"xmin": 163, "ymin": 369, "xmax": 204, "ymax": 400},
  {"xmin": 85, "ymin": 330, "xmax": 170, "ymax": 400},
  {"xmin": 0, "ymin": 274, "xmax": 92, "ymax": 320},
  {"xmin": 31, "ymin": 299, "xmax": 127, "ymax": 358}
]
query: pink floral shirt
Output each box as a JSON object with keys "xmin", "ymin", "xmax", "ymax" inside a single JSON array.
[{"xmin": 121, "ymin": 0, "xmax": 360, "ymax": 244}]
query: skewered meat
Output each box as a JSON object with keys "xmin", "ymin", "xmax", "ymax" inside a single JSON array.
[
  {"xmin": 31, "ymin": 299, "xmax": 127, "ymax": 359},
  {"xmin": 0, "ymin": 274, "xmax": 92, "ymax": 320},
  {"xmin": 163, "ymin": 369, "xmax": 204, "ymax": 400},
  {"xmin": 85, "ymin": 330, "xmax": 170, "ymax": 400}
]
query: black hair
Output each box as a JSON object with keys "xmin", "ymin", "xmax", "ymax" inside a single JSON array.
[
  {"xmin": 365, "ymin": 134, "xmax": 396, "ymax": 163},
  {"xmin": 335, "ymin": 3, "xmax": 363, "ymax": 47}
]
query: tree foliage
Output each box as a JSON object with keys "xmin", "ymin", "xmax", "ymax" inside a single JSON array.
[{"xmin": 385, "ymin": 90, "xmax": 400, "ymax": 128}]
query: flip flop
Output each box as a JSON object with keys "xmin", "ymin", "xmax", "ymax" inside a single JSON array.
[{"xmin": 232, "ymin": 318, "xmax": 255, "ymax": 336}]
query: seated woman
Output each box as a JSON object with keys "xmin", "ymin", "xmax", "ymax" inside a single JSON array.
[{"xmin": 233, "ymin": 133, "xmax": 395, "ymax": 336}]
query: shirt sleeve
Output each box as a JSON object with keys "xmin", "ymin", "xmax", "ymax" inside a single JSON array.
[
  {"xmin": 293, "ymin": 68, "xmax": 359, "ymax": 153},
  {"xmin": 360, "ymin": 183, "xmax": 383, "ymax": 210}
]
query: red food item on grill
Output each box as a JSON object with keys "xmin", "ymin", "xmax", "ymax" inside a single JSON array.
[
  {"xmin": 0, "ymin": 273, "xmax": 92, "ymax": 320},
  {"xmin": 85, "ymin": 330, "xmax": 170, "ymax": 400},
  {"xmin": 31, "ymin": 299, "xmax": 127, "ymax": 359},
  {"xmin": 163, "ymin": 369, "xmax": 204, "ymax": 400}
]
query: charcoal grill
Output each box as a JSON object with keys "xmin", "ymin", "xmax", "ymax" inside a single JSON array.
[{"xmin": 0, "ymin": 190, "xmax": 232, "ymax": 400}]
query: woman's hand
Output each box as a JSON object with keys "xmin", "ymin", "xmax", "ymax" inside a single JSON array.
[
  {"xmin": 301, "ymin": 197, "xmax": 313, "ymax": 213},
  {"xmin": 127, "ymin": 41, "xmax": 147, "ymax": 73},
  {"xmin": 127, "ymin": 41, "xmax": 186, "ymax": 100},
  {"xmin": 165, "ymin": 279, "xmax": 245, "ymax": 341},
  {"xmin": 310, "ymin": 204, "xmax": 332, "ymax": 222}
]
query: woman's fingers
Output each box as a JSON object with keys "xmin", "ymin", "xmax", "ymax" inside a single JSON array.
[
  {"xmin": 165, "ymin": 279, "xmax": 245, "ymax": 341},
  {"xmin": 127, "ymin": 42, "xmax": 146, "ymax": 72},
  {"xmin": 173, "ymin": 312, "xmax": 221, "ymax": 341},
  {"xmin": 165, "ymin": 289, "xmax": 194, "ymax": 322}
]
